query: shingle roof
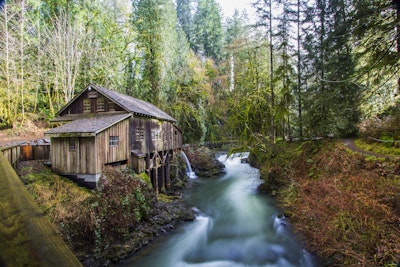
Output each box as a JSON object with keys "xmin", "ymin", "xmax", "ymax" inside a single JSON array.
[
  {"xmin": 90, "ymin": 84, "xmax": 176, "ymax": 122},
  {"xmin": 45, "ymin": 113, "xmax": 131, "ymax": 137}
]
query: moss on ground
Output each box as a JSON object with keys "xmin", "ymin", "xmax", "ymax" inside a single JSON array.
[{"xmin": 355, "ymin": 139, "xmax": 400, "ymax": 157}]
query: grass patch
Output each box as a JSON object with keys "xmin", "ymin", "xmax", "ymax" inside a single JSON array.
[{"xmin": 356, "ymin": 139, "xmax": 400, "ymax": 156}]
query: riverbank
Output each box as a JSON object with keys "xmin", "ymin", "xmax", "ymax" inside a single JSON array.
[
  {"xmin": 15, "ymin": 159, "xmax": 195, "ymax": 266},
  {"xmin": 251, "ymin": 140, "xmax": 400, "ymax": 266},
  {"xmin": 12, "ymin": 146, "xmax": 224, "ymax": 266}
]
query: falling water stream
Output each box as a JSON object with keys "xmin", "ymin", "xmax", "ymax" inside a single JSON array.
[
  {"xmin": 117, "ymin": 153, "xmax": 318, "ymax": 267},
  {"xmin": 181, "ymin": 151, "xmax": 197, "ymax": 179}
]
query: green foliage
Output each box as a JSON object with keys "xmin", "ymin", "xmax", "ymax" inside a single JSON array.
[
  {"xmin": 0, "ymin": 0, "xmax": 136, "ymax": 127},
  {"xmin": 90, "ymin": 167, "xmax": 156, "ymax": 255},
  {"xmin": 0, "ymin": 0, "xmax": 398, "ymax": 145},
  {"xmin": 192, "ymin": 0, "xmax": 224, "ymax": 62},
  {"xmin": 355, "ymin": 139, "xmax": 400, "ymax": 156},
  {"xmin": 300, "ymin": 0, "xmax": 361, "ymax": 138},
  {"xmin": 169, "ymin": 53, "xmax": 211, "ymax": 143},
  {"xmin": 353, "ymin": 0, "xmax": 399, "ymax": 106},
  {"xmin": 176, "ymin": 0, "xmax": 194, "ymax": 45}
]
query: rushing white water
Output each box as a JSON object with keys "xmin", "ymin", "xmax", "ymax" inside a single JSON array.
[
  {"xmin": 118, "ymin": 153, "xmax": 319, "ymax": 267},
  {"xmin": 181, "ymin": 151, "xmax": 197, "ymax": 179}
]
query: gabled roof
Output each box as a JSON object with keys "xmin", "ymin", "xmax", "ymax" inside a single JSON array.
[
  {"xmin": 45, "ymin": 113, "xmax": 132, "ymax": 137},
  {"xmin": 57, "ymin": 84, "xmax": 177, "ymax": 122}
]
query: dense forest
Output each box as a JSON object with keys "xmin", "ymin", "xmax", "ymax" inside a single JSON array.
[{"xmin": 0, "ymin": 0, "xmax": 399, "ymax": 145}]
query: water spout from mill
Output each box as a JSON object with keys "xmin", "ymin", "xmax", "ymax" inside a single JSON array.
[{"xmin": 181, "ymin": 151, "xmax": 197, "ymax": 179}]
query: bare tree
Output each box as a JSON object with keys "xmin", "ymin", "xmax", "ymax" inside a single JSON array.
[{"xmin": 44, "ymin": 10, "xmax": 84, "ymax": 109}]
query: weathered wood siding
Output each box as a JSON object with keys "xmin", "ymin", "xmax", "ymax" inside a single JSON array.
[
  {"xmin": 59, "ymin": 91, "xmax": 124, "ymax": 115},
  {"xmin": 130, "ymin": 117, "xmax": 160, "ymax": 154},
  {"xmin": 50, "ymin": 137, "xmax": 96, "ymax": 175},
  {"xmin": 173, "ymin": 125, "xmax": 183, "ymax": 149},
  {"xmin": 96, "ymin": 118, "xmax": 130, "ymax": 171},
  {"xmin": 130, "ymin": 117, "xmax": 182, "ymax": 154},
  {"xmin": 1, "ymin": 143, "xmax": 50, "ymax": 168},
  {"xmin": 162, "ymin": 122, "xmax": 173, "ymax": 151},
  {"xmin": 1, "ymin": 145, "xmax": 21, "ymax": 168}
]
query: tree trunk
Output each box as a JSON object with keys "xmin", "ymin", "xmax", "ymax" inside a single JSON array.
[
  {"xmin": 396, "ymin": 0, "xmax": 400, "ymax": 94},
  {"xmin": 4, "ymin": 4, "xmax": 11, "ymax": 124},
  {"xmin": 297, "ymin": 0, "xmax": 303, "ymax": 138},
  {"xmin": 269, "ymin": 0, "xmax": 275, "ymax": 143},
  {"xmin": 19, "ymin": 0, "xmax": 26, "ymax": 126}
]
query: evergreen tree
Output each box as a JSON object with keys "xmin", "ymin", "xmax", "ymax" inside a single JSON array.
[
  {"xmin": 353, "ymin": 0, "xmax": 400, "ymax": 116},
  {"xmin": 225, "ymin": 33, "xmax": 272, "ymax": 145},
  {"xmin": 192, "ymin": 0, "xmax": 224, "ymax": 62},
  {"xmin": 274, "ymin": 0, "xmax": 296, "ymax": 139},
  {"xmin": 176, "ymin": 0, "xmax": 194, "ymax": 46},
  {"xmin": 253, "ymin": 0, "xmax": 277, "ymax": 142},
  {"xmin": 225, "ymin": 10, "xmax": 248, "ymax": 91},
  {"xmin": 132, "ymin": 0, "xmax": 164, "ymax": 104},
  {"xmin": 302, "ymin": 0, "xmax": 359, "ymax": 137}
]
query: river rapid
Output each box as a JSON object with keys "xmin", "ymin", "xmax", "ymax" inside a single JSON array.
[{"xmin": 117, "ymin": 153, "xmax": 318, "ymax": 267}]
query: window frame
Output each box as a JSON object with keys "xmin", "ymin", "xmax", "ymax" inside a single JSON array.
[
  {"xmin": 151, "ymin": 129, "xmax": 161, "ymax": 140},
  {"xmin": 109, "ymin": 136, "xmax": 119, "ymax": 147},
  {"xmin": 135, "ymin": 127, "xmax": 144, "ymax": 141},
  {"xmin": 97, "ymin": 97, "xmax": 105, "ymax": 112},
  {"xmin": 69, "ymin": 138, "xmax": 76, "ymax": 151},
  {"xmin": 83, "ymin": 99, "xmax": 91, "ymax": 113}
]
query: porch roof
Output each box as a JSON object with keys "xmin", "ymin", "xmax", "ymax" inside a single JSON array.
[{"xmin": 45, "ymin": 113, "xmax": 131, "ymax": 137}]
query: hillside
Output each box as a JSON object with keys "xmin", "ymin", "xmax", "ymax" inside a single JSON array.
[{"xmin": 253, "ymin": 140, "xmax": 400, "ymax": 266}]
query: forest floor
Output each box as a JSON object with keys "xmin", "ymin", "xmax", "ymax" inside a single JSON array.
[{"xmin": 255, "ymin": 140, "xmax": 400, "ymax": 266}]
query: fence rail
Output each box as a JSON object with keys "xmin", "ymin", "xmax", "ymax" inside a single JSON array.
[{"xmin": 1, "ymin": 139, "xmax": 50, "ymax": 168}]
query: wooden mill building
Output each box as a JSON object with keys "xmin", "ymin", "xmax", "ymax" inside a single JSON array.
[{"xmin": 45, "ymin": 84, "xmax": 182, "ymax": 191}]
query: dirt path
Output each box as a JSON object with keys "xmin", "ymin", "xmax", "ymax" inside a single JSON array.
[
  {"xmin": 342, "ymin": 139, "xmax": 397, "ymax": 158},
  {"xmin": 0, "ymin": 129, "xmax": 46, "ymax": 147}
]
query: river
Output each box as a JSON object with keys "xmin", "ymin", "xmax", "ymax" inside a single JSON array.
[{"xmin": 117, "ymin": 153, "xmax": 318, "ymax": 267}]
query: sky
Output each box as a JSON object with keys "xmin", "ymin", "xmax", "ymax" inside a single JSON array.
[{"xmin": 216, "ymin": 0, "xmax": 256, "ymax": 20}]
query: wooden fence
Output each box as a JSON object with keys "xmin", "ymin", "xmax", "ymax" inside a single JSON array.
[
  {"xmin": 0, "ymin": 151, "xmax": 82, "ymax": 267},
  {"xmin": 1, "ymin": 139, "xmax": 50, "ymax": 168}
]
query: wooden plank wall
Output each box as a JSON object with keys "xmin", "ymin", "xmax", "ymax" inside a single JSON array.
[
  {"xmin": 174, "ymin": 125, "xmax": 183, "ymax": 149},
  {"xmin": 1, "ymin": 144, "xmax": 50, "ymax": 168},
  {"xmin": 96, "ymin": 118, "xmax": 130, "ymax": 171},
  {"xmin": 130, "ymin": 117, "xmax": 182, "ymax": 155},
  {"xmin": 50, "ymin": 118, "xmax": 130, "ymax": 176},
  {"xmin": 50, "ymin": 137, "xmax": 96, "ymax": 175},
  {"xmin": 60, "ymin": 91, "xmax": 124, "ymax": 115}
]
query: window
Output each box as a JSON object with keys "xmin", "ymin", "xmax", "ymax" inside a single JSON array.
[
  {"xmin": 83, "ymin": 99, "xmax": 91, "ymax": 113},
  {"xmin": 108, "ymin": 102, "xmax": 115, "ymax": 111},
  {"xmin": 135, "ymin": 128, "xmax": 144, "ymax": 141},
  {"xmin": 151, "ymin": 129, "xmax": 161, "ymax": 140},
  {"xmin": 109, "ymin": 136, "xmax": 119, "ymax": 146},
  {"xmin": 97, "ymin": 97, "xmax": 105, "ymax": 112},
  {"xmin": 69, "ymin": 138, "xmax": 76, "ymax": 151}
]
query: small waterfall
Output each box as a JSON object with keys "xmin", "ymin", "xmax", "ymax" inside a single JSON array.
[{"xmin": 181, "ymin": 151, "xmax": 197, "ymax": 179}]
